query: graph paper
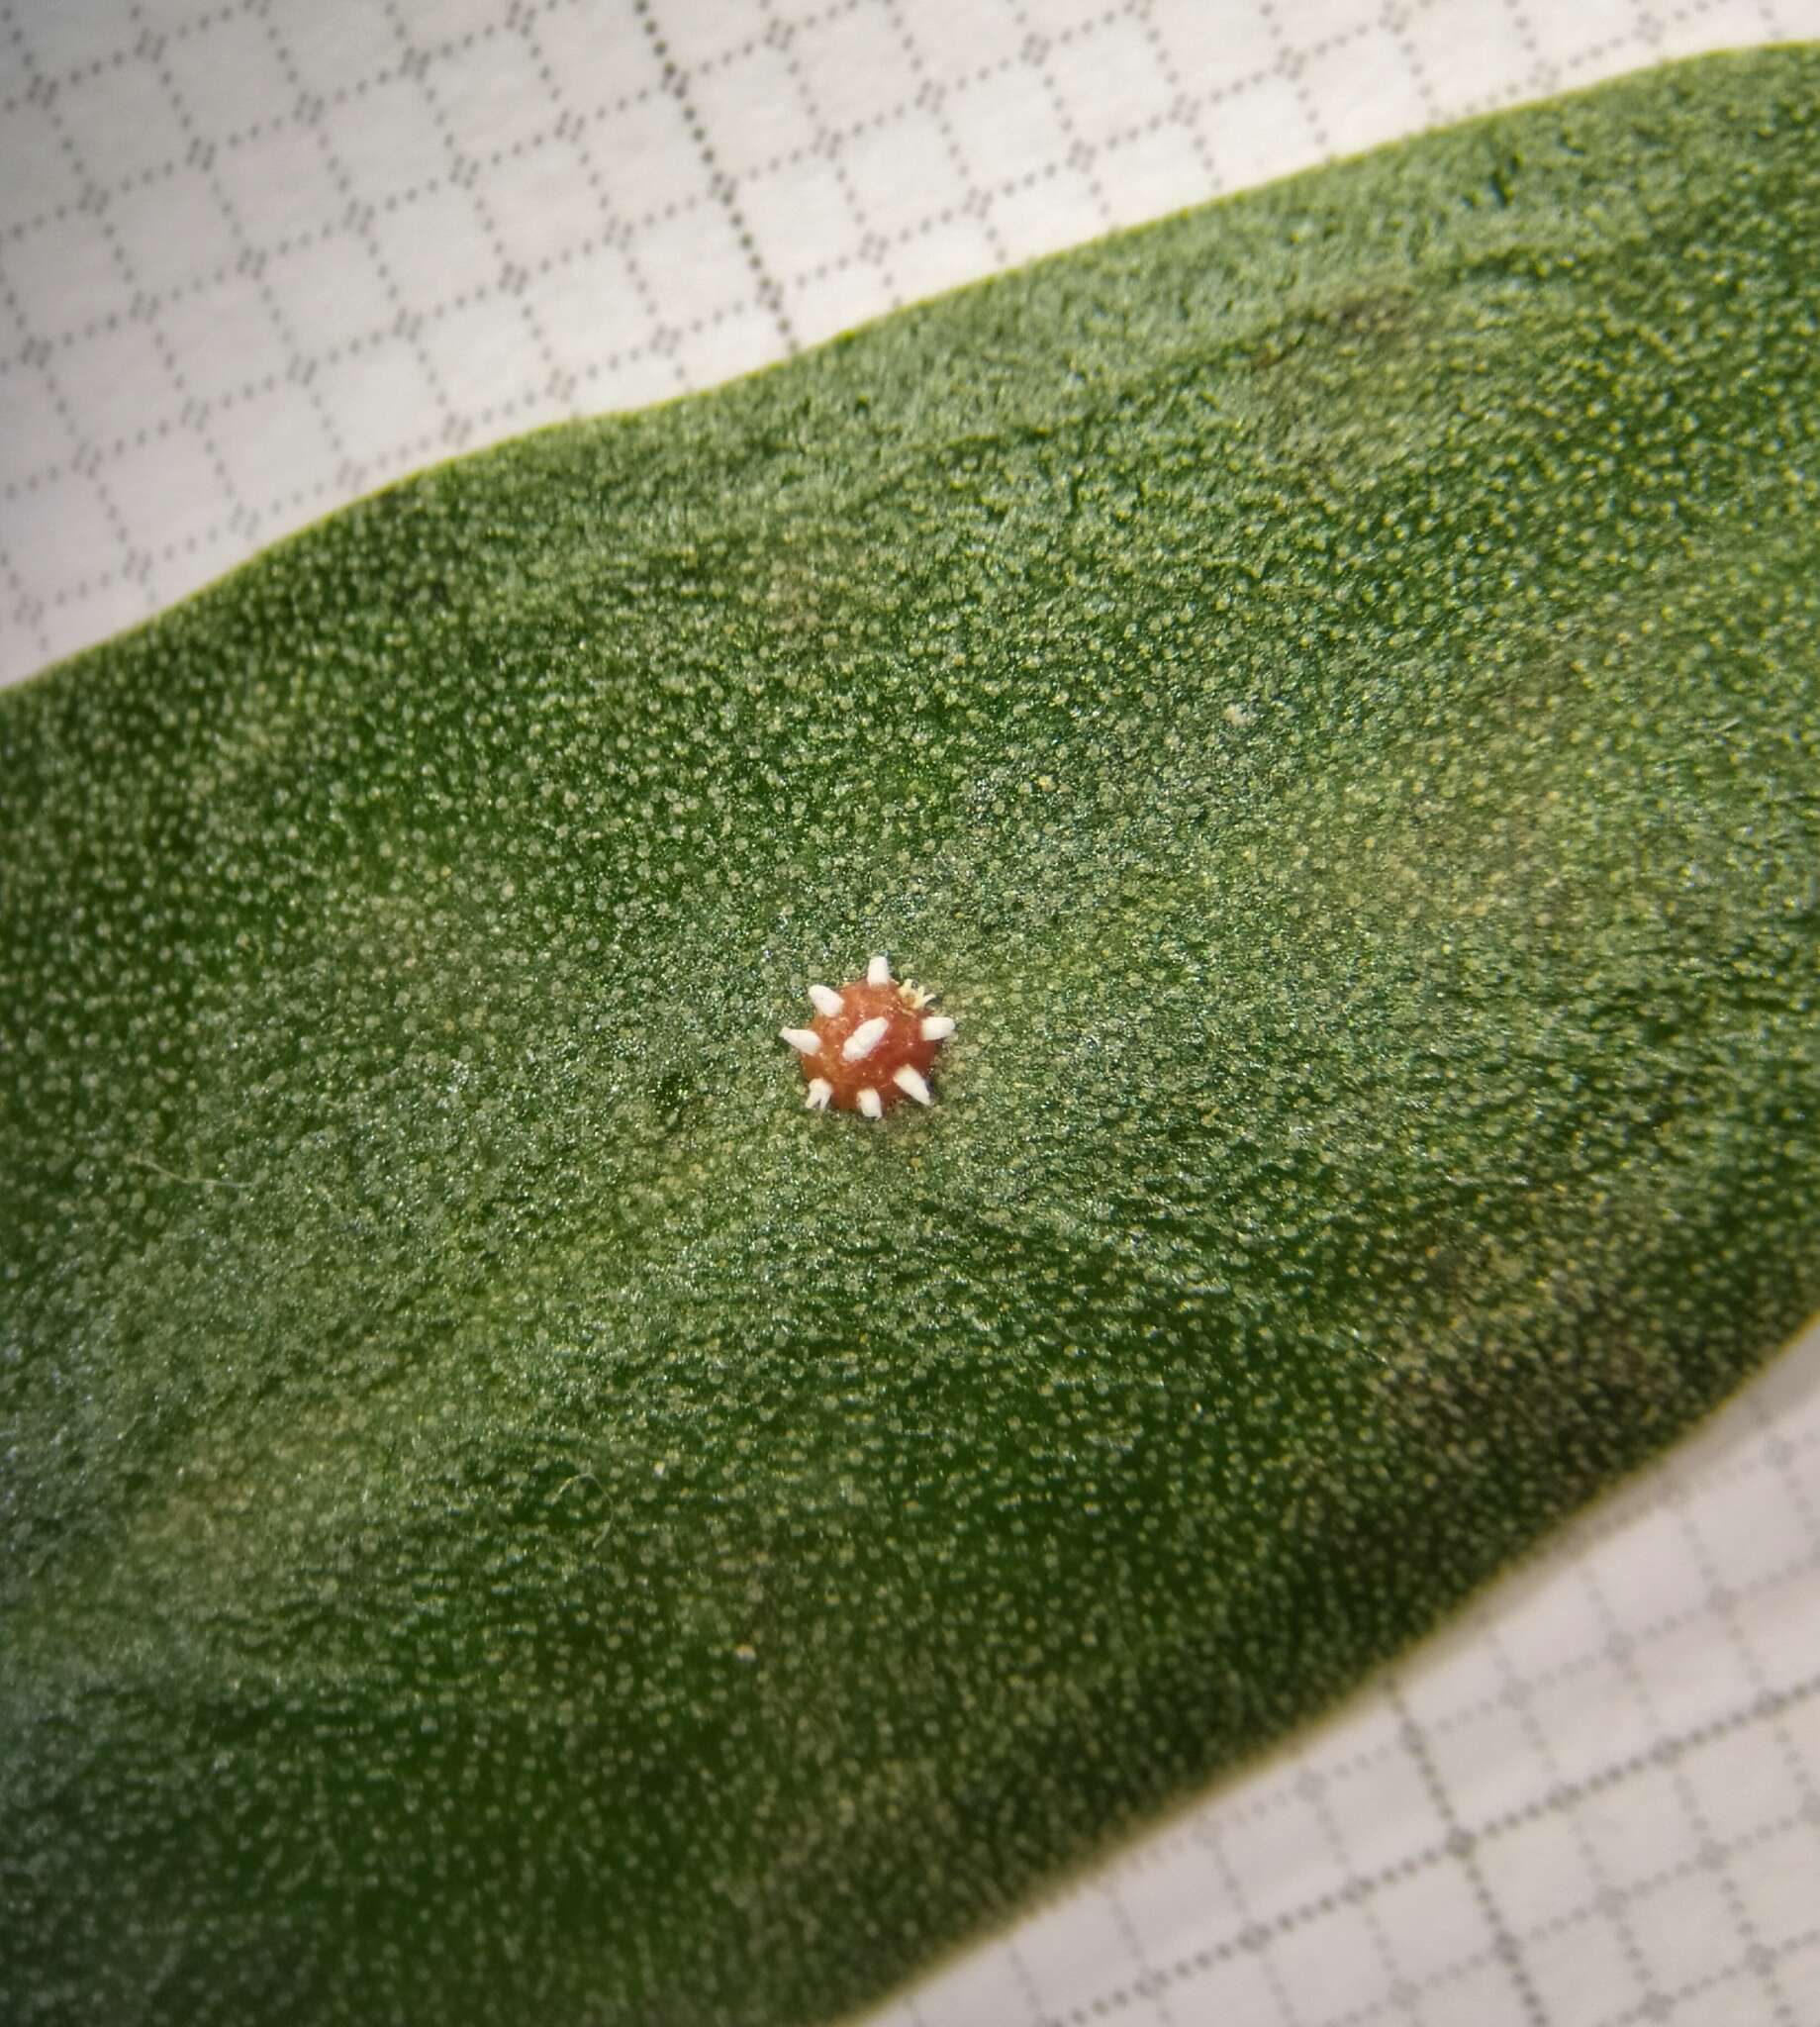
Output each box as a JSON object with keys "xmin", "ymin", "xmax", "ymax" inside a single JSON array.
[{"xmin": 3, "ymin": 4, "xmax": 1818, "ymax": 2023}]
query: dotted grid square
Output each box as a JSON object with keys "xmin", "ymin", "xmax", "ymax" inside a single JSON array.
[{"xmin": 3, "ymin": 3, "xmax": 1820, "ymax": 2021}]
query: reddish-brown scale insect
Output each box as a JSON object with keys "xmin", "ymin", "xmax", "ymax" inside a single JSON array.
[{"xmin": 779, "ymin": 954, "xmax": 956, "ymax": 1117}]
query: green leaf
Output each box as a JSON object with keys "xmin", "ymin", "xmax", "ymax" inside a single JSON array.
[{"xmin": 3, "ymin": 46, "xmax": 1818, "ymax": 2027}]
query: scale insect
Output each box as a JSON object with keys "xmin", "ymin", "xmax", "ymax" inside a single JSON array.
[{"xmin": 780, "ymin": 953, "xmax": 956, "ymax": 1117}]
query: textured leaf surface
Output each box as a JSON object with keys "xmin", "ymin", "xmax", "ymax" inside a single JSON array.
[{"xmin": 3, "ymin": 48, "xmax": 1819, "ymax": 2027}]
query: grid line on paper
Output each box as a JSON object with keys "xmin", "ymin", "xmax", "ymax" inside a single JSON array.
[
  {"xmin": 0, "ymin": 518, "xmax": 49, "ymax": 662},
  {"xmin": 1481, "ymin": 1620, "xmax": 1663, "ymax": 2016},
  {"xmin": 1590, "ymin": 1927, "xmax": 1820, "ymax": 2027},
  {"xmin": 1, "ymin": 6, "xmax": 164, "ymax": 619},
  {"xmin": 1378, "ymin": 4, "xmax": 1442, "ymax": 122},
  {"xmin": 635, "ymin": 0, "xmax": 799, "ymax": 351},
  {"xmin": 1004, "ymin": 2, "xmax": 1119, "ymax": 230},
  {"xmin": 134, "ymin": 7, "xmax": 351, "ymax": 528},
  {"xmin": 1008, "ymin": 1937, "xmax": 1051, "ymax": 2026},
  {"xmin": 1387, "ymin": 1685, "xmax": 1549, "ymax": 2025},
  {"xmin": 258, "ymin": 0, "xmax": 460, "ymax": 487},
  {"xmin": 1416, "ymin": 1513, "xmax": 1820, "ymax": 1748},
  {"xmin": 1122, "ymin": 0, "xmax": 1222, "ymax": 194},
  {"xmin": 0, "ymin": 0, "xmax": 260, "ymax": 115},
  {"xmin": 1496, "ymin": 0, "xmax": 1560, "ymax": 94},
  {"xmin": 0, "ymin": 147, "xmax": 719, "ymax": 378},
  {"xmin": 1190, "ymin": 1810, "xmax": 1310, "ymax": 2027},
  {"xmin": 1258, "ymin": 0, "xmax": 1334, "ymax": 154},
  {"xmin": 1669, "ymin": 1490, "xmax": 1820, "ymax": 1878},
  {"xmin": 752, "ymin": 0, "xmax": 905, "ymax": 314},
  {"xmin": 1009, "ymin": 1669, "xmax": 1820, "ymax": 2027},
  {"xmin": 511, "ymin": 2, "xmax": 685, "ymax": 403},
  {"xmin": 875, "ymin": 0, "xmax": 1013, "ymax": 266},
  {"xmin": 0, "ymin": 59, "xmax": 670, "ymax": 266},
  {"xmin": 1289, "ymin": 1767, "xmax": 1422, "ymax": 2021},
  {"xmin": 1091, "ymin": 1877, "xmax": 1174, "ymax": 2027},
  {"xmin": 1574, "ymin": 1559, "xmax": 1800, "ymax": 2026},
  {"xmin": 380, "ymin": 0, "xmax": 557, "ymax": 454},
  {"xmin": 0, "ymin": 14, "xmax": 1327, "ymax": 459},
  {"xmin": 1475, "ymin": 1673, "xmax": 1820, "ymax": 1843}
]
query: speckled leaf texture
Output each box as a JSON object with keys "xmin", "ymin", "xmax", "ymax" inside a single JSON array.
[{"xmin": 3, "ymin": 46, "xmax": 1818, "ymax": 2027}]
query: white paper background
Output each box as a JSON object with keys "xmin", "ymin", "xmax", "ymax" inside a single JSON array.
[{"xmin": 3, "ymin": 4, "xmax": 1819, "ymax": 2023}]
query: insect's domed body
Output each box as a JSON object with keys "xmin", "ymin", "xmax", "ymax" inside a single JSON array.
[{"xmin": 780, "ymin": 956, "xmax": 956, "ymax": 1117}]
